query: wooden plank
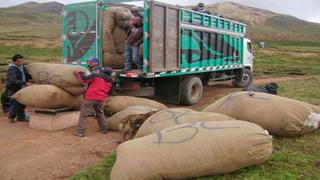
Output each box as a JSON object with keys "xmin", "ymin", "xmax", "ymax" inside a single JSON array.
[
  {"xmin": 32, "ymin": 107, "xmax": 74, "ymax": 114},
  {"xmin": 149, "ymin": 1, "xmax": 180, "ymax": 72}
]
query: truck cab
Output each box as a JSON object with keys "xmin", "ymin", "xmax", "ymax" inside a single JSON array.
[{"xmin": 62, "ymin": 0, "xmax": 254, "ymax": 105}]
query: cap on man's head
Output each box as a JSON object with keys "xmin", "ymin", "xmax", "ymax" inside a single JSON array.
[
  {"xmin": 12, "ymin": 54, "xmax": 24, "ymax": 62},
  {"xmin": 197, "ymin": 3, "xmax": 205, "ymax": 7},
  {"xmin": 88, "ymin": 57, "xmax": 99, "ymax": 63},
  {"xmin": 102, "ymin": 67, "xmax": 113, "ymax": 75}
]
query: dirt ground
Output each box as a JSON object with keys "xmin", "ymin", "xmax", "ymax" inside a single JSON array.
[{"xmin": 0, "ymin": 76, "xmax": 299, "ymax": 180}]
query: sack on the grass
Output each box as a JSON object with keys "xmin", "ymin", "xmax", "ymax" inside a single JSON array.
[
  {"xmin": 107, "ymin": 105, "xmax": 156, "ymax": 131},
  {"xmin": 27, "ymin": 63, "xmax": 88, "ymax": 89},
  {"xmin": 135, "ymin": 108, "xmax": 235, "ymax": 138},
  {"xmin": 111, "ymin": 120, "xmax": 273, "ymax": 180},
  {"xmin": 203, "ymin": 92, "xmax": 320, "ymax": 136},
  {"xmin": 104, "ymin": 96, "xmax": 167, "ymax": 116},
  {"xmin": 12, "ymin": 85, "xmax": 80, "ymax": 109}
]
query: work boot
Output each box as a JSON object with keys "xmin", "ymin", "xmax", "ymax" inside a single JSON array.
[
  {"xmin": 8, "ymin": 118, "xmax": 15, "ymax": 123},
  {"xmin": 100, "ymin": 129, "xmax": 108, "ymax": 134},
  {"xmin": 74, "ymin": 132, "xmax": 85, "ymax": 137}
]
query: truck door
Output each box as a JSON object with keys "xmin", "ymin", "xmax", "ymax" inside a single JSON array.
[
  {"xmin": 148, "ymin": 1, "xmax": 180, "ymax": 72},
  {"xmin": 62, "ymin": 2, "xmax": 102, "ymax": 65}
]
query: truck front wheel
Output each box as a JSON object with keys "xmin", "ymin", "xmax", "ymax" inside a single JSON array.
[
  {"xmin": 232, "ymin": 69, "xmax": 253, "ymax": 88},
  {"xmin": 180, "ymin": 76, "xmax": 203, "ymax": 105}
]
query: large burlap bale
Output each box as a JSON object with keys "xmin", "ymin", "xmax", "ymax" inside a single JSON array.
[
  {"xmin": 103, "ymin": 52, "xmax": 124, "ymax": 69},
  {"xmin": 135, "ymin": 108, "xmax": 235, "ymax": 138},
  {"xmin": 111, "ymin": 120, "xmax": 273, "ymax": 180},
  {"xmin": 203, "ymin": 92, "xmax": 320, "ymax": 136},
  {"xmin": 107, "ymin": 105, "xmax": 156, "ymax": 131},
  {"xmin": 103, "ymin": 31, "xmax": 116, "ymax": 54},
  {"xmin": 119, "ymin": 111, "xmax": 158, "ymax": 140},
  {"xmin": 63, "ymin": 86, "xmax": 86, "ymax": 96},
  {"xmin": 104, "ymin": 96, "xmax": 167, "ymax": 116},
  {"xmin": 12, "ymin": 85, "xmax": 80, "ymax": 109},
  {"xmin": 27, "ymin": 63, "xmax": 88, "ymax": 88},
  {"xmin": 113, "ymin": 25, "xmax": 127, "ymax": 54},
  {"xmin": 104, "ymin": 7, "xmax": 133, "ymax": 30},
  {"xmin": 104, "ymin": 10, "xmax": 115, "ymax": 33}
]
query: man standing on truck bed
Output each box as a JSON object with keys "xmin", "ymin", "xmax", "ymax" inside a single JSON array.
[
  {"xmin": 193, "ymin": 3, "xmax": 211, "ymax": 15},
  {"xmin": 124, "ymin": 15, "xmax": 143, "ymax": 72}
]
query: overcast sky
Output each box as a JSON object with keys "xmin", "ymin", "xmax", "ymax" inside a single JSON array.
[{"xmin": 0, "ymin": 0, "xmax": 319, "ymax": 23}]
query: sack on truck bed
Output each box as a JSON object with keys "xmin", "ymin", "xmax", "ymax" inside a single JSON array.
[
  {"xmin": 27, "ymin": 63, "xmax": 88, "ymax": 95},
  {"xmin": 12, "ymin": 85, "xmax": 81, "ymax": 109},
  {"xmin": 111, "ymin": 120, "xmax": 273, "ymax": 180},
  {"xmin": 203, "ymin": 92, "xmax": 320, "ymax": 136},
  {"xmin": 103, "ymin": 52, "xmax": 124, "ymax": 69},
  {"xmin": 135, "ymin": 108, "xmax": 235, "ymax": 138},
  {"xmin": 103, "ymin": 96, "xmax": 167, "ymax": 116},
  {"xmin": 107, "ymin": 105, "xmax": 156, "ymax": 131}
]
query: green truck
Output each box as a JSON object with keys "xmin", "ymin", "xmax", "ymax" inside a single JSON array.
[{"xmin": 62, "ymin": 0, "xmax": 254, "ymax": 105}]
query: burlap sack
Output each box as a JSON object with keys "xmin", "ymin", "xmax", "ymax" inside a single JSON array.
[
  {"xmin": 27, "ymin": 63, "xmax": 88, "ymax": 88},
  {"xmin": 63, "ymin": 86, "xmax": 86, "ymax": 96},
  {"xmin": 103, "ymin": 52, "xmax": 124, "ymax": 69},
  {"xmin": 104, "ymin": 10, "xmax": 115, "ymax": 33},
  {"xmin": 113, "ymin": 25, "xmax": 127, "ymax": 54},
  {"xmin": 104, "ymin": 96, "xmax": 167, "ymax": 116},
  {"xmin": 107, "ymin": 105, "xmax": 156, "ymax": 131},
  {"xmin": 135, "ymin": 108, "xmax": 235, "ymax": 138},
  {"xmin": 12, "ymin": 85, "xmax": 80, "ymax": 109},
  {"xmin": 104, "ymin": 7, "xmax": 132, "ymax": 31},
  {"xmin": 203, "ymin": 92, "xmax": 320, "ymax": 136},
  {"xmin": 111, "ymin": 120, "xmax": 273, "ymax": 180},
  {"xmin": 103, "ymin": 31, "xmax": 116, "ymax": 54}
]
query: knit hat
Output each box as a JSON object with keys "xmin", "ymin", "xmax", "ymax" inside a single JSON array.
[{"xmin": 102, "ymin": 67, "xmax": 113, "ymax": 75}]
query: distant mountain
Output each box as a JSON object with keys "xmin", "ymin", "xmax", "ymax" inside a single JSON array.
[
  {"xmin": 1, "ymin": 1, "xmax": 320, "ymax": 46},
  {"xmin": 0, "ymin": 1, "xmax": 63, "ymax": 41},
  {"xmin": 205, "ymin": 2, "xmax": 320, "ymax": 41}
]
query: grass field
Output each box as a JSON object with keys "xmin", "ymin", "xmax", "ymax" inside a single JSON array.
[{"xmin": 69, "ymin": 41, "xmax": 320, "ymax": 179}]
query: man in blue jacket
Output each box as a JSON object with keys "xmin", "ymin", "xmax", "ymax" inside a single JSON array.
[{"xmin": 6, "ymin": 54, "xmax": 32, "ymax": 123}]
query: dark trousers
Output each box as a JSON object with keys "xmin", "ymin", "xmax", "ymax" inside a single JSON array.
[
  {"xmin": 77, "ymin": 100, "xmax": 108, "ymax": 134},
  {"xmin": 8, "ymin": 99, "xmax": 25, "ymax": 120},
  {"xmin": 7, "ymin": 90, "xmax": 25, "ymax": 120}
]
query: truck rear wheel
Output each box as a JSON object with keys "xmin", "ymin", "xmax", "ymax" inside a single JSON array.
[
  {"xmin": 232, "ymin": 69, "xmax": 253, "ymax": 88},
  {"xmin": 180, "ymin": 76, "xmax": 203, "ymax": 105}
]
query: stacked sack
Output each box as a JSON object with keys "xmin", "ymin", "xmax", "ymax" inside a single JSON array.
[
  {"xmin": 110, "ymin": 108, "xmax": 273, "ymax": 179},
  {"xmin": 103, "ymin": 7, "xmax": 133, "ymax": 69},
  {"xmin": 11, "ymin": 63, "xmax": 86, "ymax": 109}
]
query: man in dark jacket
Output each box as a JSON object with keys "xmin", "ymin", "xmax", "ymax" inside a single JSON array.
[
  {"xmin": 6, "ymin": 54, "xmax": 32, "ymax": 123},
  {"xmin": 193, "ymin": 3, "xmax": 211, "ymax": 15},
  {"xmin": 124, "ymin": 16, "xmax": 143, "ymax": 71},
  {"xmin": 74, "ymin": 62, "xmax": 113, "ymax": 137}
]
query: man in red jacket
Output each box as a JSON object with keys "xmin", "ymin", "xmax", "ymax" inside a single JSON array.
[{"xmin": 74, "ymin": 62, "xmax": 113, "ymax": 137}]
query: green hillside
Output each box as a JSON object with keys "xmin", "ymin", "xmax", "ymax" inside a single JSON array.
[
  {"xmin": 206, "ymin": 2, "xmax": 320, "ymax": 42},
  {"xmin": 1, "ymin": 1, "xmax": 320, "ymax": 46}
]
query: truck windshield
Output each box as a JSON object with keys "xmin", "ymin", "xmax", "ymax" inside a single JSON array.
[{"xmin": 247, "ymin": 42, "xmax": 252, "ymax": 53}]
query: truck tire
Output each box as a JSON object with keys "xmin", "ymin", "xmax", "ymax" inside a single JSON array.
[
  {"xmin": 180, "ymin": 76, "xmax": 203, "ymax": 105},
  {"xmin": 232, "ymin": 69, "xmax": 254, "ymax": 88}
]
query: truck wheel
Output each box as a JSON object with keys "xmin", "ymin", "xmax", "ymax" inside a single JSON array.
[
  {"xmin": 180, "ymin": 76, "xmax": 203, "ymax": 105},
  {"xmin": 232, "ymin": 69, "xmax": 253, "ymax": 88}
]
